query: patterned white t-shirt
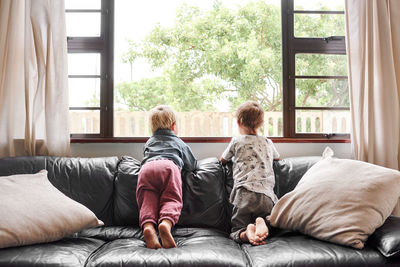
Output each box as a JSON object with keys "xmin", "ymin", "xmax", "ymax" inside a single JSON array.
[{"xmin": 222, "ymin": 135, "xmax": 280, "ymax": 203}]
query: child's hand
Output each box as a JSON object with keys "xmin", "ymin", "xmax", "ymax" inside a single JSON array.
[{"xmin": 220, "ymin": 157, "xmax": 227, "ymax": 165}]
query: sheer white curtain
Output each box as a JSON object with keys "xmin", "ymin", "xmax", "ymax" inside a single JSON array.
[
  {"xmin": 0, "ymin": 0, "xmax": 70, "ymax": 157},
  {"xmin": 345, "ymin": 0, "xmax": 400, "ymax": 170}
]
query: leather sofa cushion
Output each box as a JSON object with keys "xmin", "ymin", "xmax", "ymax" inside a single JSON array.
[
  {"xmin": 83, "ymin": 227, "xmax": 248, "ymax": 267},
  {"xmin": 114, "ymin": 156, "xmax": 230, "ymax": 231},
  {"xmin": 0, "ymin": 156, "xmax": 119, "ymax": 226},
  {"xmin": 76, "ymin": 226, "xmax": 143, "ymax": 241},
  {"xmin": 243, "ymin": 234, "xmax": 386, "ymax": 267},
  {"xmin": 113, "ymin": 156, "xmax": 141, "ymax": 226},
  {"xmin": 368, "ymin": 216, "xmax": 400, "ymax": 258},
  {"xmin": 178, "ymin": 157, "xmax": 229, "ymax": 231},
  {"xmin": 0, "ymin": 236, "xmax": 105, "ymax": 267},
  {"xmin": 273, "ymin": 156, "xmax": 321, "ymax": 198}
]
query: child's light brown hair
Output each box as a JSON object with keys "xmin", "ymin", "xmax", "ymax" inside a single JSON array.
[
  {"xmin": 236, "ymin": 101, "xmax": 264, "ymax": 131},
  {"xmin": 149, "ymin": 105, "xmax": 177, "ymax": 133}
]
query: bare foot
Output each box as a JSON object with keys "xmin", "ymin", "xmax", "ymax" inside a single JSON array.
[
  {"xmin": 246, "ymin": 223, "xmax": 266, "ymax": 246},
  {"xmin": 143, "ymin": 223, "xmax": 161, "ymax": 249},
  {"xmin": 158, "ymin": 219, "xmax": 177, "ymax": 248},
  {"xmin": 255, "ymin": 217, "xmax": 269, "ymax": 241}
]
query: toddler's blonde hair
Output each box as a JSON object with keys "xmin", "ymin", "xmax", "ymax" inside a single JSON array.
[
  {"xmin": 236, "ymin": 101, "xmax": 264, "ymax": 131},
  {"xmin": 149, "ymin": 105, "xmax": 177, "ymax": 133}
]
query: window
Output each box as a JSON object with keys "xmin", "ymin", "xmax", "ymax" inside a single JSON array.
[
  {"xmin": 282, "ymin": 0, "xmax": 349, "ymax": 139},
  {"xmin": 66, "ymin": 0, "xmax": 113, "ymax": 138},
  {"xmin": 66, "ymin": 0, "xmax": 349, "ymax": 140},
  {"xmin": 113, "ymin": 0, "xmax": 283, "ymax": 138}
]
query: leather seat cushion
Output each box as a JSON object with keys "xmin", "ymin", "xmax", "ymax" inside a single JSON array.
[
  {"xmin": 83, "ymin": 227, "xmax": 248, "ymax": 267},
  {"xmin": 0, "ymin": 237, "xmax": 105, "ymax": 267},
  {"xmin": 243, "ymin": 232, "xmax": 386, "ymax": 267}
]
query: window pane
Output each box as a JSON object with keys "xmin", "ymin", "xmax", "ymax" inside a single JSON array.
[
  {"xmin": 68, "ymin": 53, "xmax": 101, "ymax": 75},
  {"xmin": 65, "ymin": 0, "xmax": 101, "ymax": 10},
  {"xmin": 114, "ymin": 0, "xmax": 282, "ymax": 137},
  {"xmin": 69, "ymin": 110, "xmax": 100, "ymax": 134},
  {"xmin": 66, "ymin": 12, "xmax": 101, "ymax": 37},
  {"xmin": 294, "ymin": 0, "xmax": 344, "ymax": 11},
  {"xmin": 69, "ymin": 78, "xmax": 100, "ymax": 107},
  {"xmin": 294, "ymin": 13, "xmax": 345, "ymax": 38},
  {"xmin": 296, "ymin": 79, "xmax": 349, "ymax": 108},
  {"xmin": 296, "ymin": 110, "xmax": 350, "ymax": 133},
  {"xmin": 296, "ymin": 54, "xmax": 347, "ymax": 76}
]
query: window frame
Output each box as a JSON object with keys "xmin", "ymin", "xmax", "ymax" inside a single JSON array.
[
  {"xmin": 68, "ymin": 0, "xmax": 349, "ymax": 142},
  {"xmin": 282, "ymin": 0, "xmax": 349, "ymax": 139},
  {"xmin": 67, "ymin": 0, "xmax": 114, "ymax": 138}
]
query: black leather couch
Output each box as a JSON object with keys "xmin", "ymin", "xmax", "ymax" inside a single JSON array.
[{"xmin": 0, "ymin": 155, "xmax": 399, "ymax": 266}]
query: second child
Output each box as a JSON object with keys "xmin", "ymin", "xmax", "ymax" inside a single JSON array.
[{"xmin": 220, "ymin": 101, "xmax": 280, "ymax": 246}]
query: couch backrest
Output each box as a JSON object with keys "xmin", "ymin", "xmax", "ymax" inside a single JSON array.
[
  {"xmin": 0, "ymin": 155, "xmax": 320, "ymax": 230},
  {"xmin": 114, "ymin": 156, "xmax": 231, "ymax": 231},
  {"xmin": 0, "ymin": 156, "xmax": 119, "ymax": 226},
  {"xmin": 114, "ymin": 156, "xmax": 321, "ymax": 231},
  {"xmin": 273, "ymin": 156, "xmax": 321, "ymax": 198}
]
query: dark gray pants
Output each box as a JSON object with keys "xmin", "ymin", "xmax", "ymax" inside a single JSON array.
[{"xmin": 230, "ymin": 187, "xmax": 274, "ymax": 243}]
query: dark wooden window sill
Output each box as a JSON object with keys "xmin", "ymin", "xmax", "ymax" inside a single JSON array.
[{"xmin": 71, "ymin": 137, "xmax": 350, "ymax": 144}]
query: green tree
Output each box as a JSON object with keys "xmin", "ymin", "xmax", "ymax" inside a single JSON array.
[
  {"xmin": 115, "ymin": 77, "xmax": 169, "ymax": 111},
  {"xmin": 116, "ymin": 0, "xmax": 347, "ymax": 112}
]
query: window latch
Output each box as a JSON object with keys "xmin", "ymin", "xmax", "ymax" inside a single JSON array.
[
  {"xmin": 323, "ymin": 36, "xmax": 343, "ymax": 43},
  {"xmin": 324, "ymin": 133, "xmax": 336, "ymax": 139}
]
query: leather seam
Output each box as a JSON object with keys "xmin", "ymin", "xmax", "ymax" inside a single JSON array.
[
  {"xmin": 242, "ymin": 245, "xmax": 253, "ymax": 267},
  {"xmin": 83, "ymin": 240, "xmax": 109, "ymax": 267}
]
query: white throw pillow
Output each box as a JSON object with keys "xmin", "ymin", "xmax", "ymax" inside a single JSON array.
[
  {"xmin": 269, "ymin": 157, "xmax": 400, "ymax": 249},
  {"xmin": 0, "ymin": 170, "xmax": 103, "ymax": 249}
]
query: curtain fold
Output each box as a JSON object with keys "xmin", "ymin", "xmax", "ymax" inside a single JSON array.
[
  {"xmin": 345, "ymin": 0, "xmax": 400, "ymax": 170},
  {"xmin": 0, "ymin": 0, "xmax": 70, "ymax": 157}
]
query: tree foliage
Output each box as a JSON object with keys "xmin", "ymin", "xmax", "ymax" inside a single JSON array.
[{"xmin": 115, "ymin": 0, "xmax": 347, "ymax": 112}]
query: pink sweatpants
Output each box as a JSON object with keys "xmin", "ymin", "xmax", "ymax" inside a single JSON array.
[{"xmin": 136, "ymin": 159, "xmax": 183, "ymax": 228}]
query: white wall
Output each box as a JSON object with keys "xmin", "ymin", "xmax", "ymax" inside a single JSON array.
[{"xmin": 71, "ymin": 142, "xmax": 352, "ymax": 160}]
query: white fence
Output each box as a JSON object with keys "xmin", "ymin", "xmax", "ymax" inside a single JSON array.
[{"xmin": 69, "ymin": 111, "xmax": 350, "ymax": 136}]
